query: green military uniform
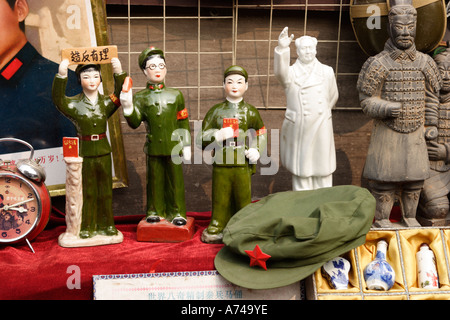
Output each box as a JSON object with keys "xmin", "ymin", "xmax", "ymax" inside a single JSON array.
[
  {"xmin": 124, "ymin": 82, "xmax": 191, "ymax": 223},
  {"xmin": 52, "ymin": 67, "xmax": 127, "ymax": 238},
  {"xmin": 199, "ymin": 96, "xmax": 267, "ymax": 240}
]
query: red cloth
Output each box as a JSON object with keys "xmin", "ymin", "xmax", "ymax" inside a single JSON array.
[{"xmin": 0, "ymin": 211, "xmax": 223, "ymax": 300}]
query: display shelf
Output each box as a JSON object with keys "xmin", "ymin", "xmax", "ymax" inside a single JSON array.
[{"xmin": 306, "ymin": 227, "xmax": 450, "ymax": 300}]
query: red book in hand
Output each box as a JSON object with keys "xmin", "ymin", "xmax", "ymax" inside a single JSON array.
[
  {"xmin": 223, "ymin": 118, "xmax": 239, "ymax": 138},
  {"xmin": 63, "ymin": 137, "xmax": 79, "ymax": 158},
  {"xmin": 122, "ymin": 76, "xmax": 133, "ymax": 92}
]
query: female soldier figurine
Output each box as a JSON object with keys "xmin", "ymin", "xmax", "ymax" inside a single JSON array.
[{"xmin": 52, "ymin": 57, "xmax": 127, "ymax": 241}]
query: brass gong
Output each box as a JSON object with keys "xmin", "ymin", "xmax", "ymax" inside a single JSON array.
[{"xmin": 350, "ymin": 0, "xmax": 447, "ymax": 56}]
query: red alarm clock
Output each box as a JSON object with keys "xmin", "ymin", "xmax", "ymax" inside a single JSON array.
[{"xmin": 0, "ymin": 138, "xmax": 51, "ymax": 252}]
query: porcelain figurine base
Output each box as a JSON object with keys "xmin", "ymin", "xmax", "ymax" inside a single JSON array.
[
  {"xmin": 201, "ymin": 229, "xmax": 223, "ymax": 244},
  {"xmin": 136, "ymin": 217, "xmax": 195, "ymax": 242},
  {"xmin": 58, "ymin": 156, "xmax": 124, "ymax": 248},
  {"xmin": 58, "ymin": 231, "xmax": 124, "ymax": 248}
]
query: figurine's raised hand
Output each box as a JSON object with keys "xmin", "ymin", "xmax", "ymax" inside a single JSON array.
[
  {"xmin": 58, "ymin": 59, "xmax": 70, "ymax": 78},
  {"xmin": 120, "ymin": 89, "xmax": 133, "ymax": 115},
  {"xmin": 111, "ymin": 57, "xmax": 123, "ymax": 74},
  {"xmin": 278, "ymin": 27, "xmax": 294, "ymax": 49}
]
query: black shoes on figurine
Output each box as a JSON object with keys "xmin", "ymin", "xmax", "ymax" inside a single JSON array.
[
  {"xmin": 146, "ymin": 215, "xmax": 161, "ymax": 223},
  {"xmin": 172, "ymin": 217, "xmax": 187, "ymax": 226},
  {"xmin": 146, "ymin": 214, "xmax": 187, "ymax": 226}
]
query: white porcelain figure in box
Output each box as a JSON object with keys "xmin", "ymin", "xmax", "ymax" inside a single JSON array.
[
  {"xmin": 322, "ymin": 257, "xmax": 351, "ymax": 289},
  {"xmin": 274, "ymin": 27, "xmax": 339, "ymax": 191},
  {"xmin": 416, "ymin": 243, "xmax": 439, "ymax": 289},
  {"xmin": 363, "ymin": 240, "xmax": 395, "ymax": 291}
]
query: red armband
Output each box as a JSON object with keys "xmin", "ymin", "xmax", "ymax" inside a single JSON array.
[
  {"xmin": 256, "ymin": 126, "xmax": 267, "ymax": 136},
  {"xmin": 110, "ymin": 93, "xmax": 121, "ymax": 107},
  {"xmin": 177, "ymin": 108, "xmax": 189, "ymax": 120}
]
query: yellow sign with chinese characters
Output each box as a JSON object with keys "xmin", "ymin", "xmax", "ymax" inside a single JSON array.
[{"xmin": 61, "ymin": 45, "xmax": 118, "ymax": 65}]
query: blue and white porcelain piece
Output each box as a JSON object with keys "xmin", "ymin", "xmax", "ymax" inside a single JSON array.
[
  {"xmin": 322, "ymin": 257, "xmax": 351, "ymax": 290},
  {"xmin": 363, "ymin": 240, "xmax": 395, "ymax": 291}
]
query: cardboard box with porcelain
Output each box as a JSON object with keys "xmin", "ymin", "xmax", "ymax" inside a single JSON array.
[{"xmin": 306, "ymin": 227, "xmax": 450, "ymax": 300}]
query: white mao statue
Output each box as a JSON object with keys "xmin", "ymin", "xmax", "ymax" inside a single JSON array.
[{"xmin": 274, "ymin": 27, "xmax": 339, "ymax": 191}]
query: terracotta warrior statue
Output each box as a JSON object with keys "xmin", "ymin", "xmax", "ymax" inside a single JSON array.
[
  {"xmin": 418, "ymin": 49, "xmax": 450, "ymax": 225},
  {"xmin": 356, "ymin": 0, "xmax": 441, "ymax": 228}
]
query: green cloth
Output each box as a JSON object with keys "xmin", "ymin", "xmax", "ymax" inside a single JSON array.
[
  {"xmin": 214, "ymin": 185, "xmax": 375, "ymax": 289},
  {"xmin": 146, "ymin": 155, "xmax": 186, "ymax": 220},
  {"xmin": 81, "ymin": 154, "xmax": 114, "ymax": 235},
  {"xmin": 210, "ymin": 166, "xmax": 252, "ymax": 233}
]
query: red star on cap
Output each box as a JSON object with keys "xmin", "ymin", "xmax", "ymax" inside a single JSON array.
[{"xmin": 245, "ymin": 245, "xmax": 271, "ymax": 270}]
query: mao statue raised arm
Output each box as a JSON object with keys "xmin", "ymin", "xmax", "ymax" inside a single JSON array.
[
  {"xmin": 52, "ymin": 57, "xmax": 127, "ymax": 243},
  {"xmin": 356, "ymin": 0, "xmax": 441, "ymax": 228},
  {"xmin": 197, "ymin": 65, "xmax": 267, "ymax": 244},
  {"xmin": 274, "ymin": 28, "xmax": 339, "ymax": 191}
]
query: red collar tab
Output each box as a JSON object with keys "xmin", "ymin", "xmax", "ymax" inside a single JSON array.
[
  {"xmin": 245, "ymin": 244, "xmax": 271, "ymax": 270},
  {"xmin": 148, "ymin": 83, "xmax": 164, "ymax": 90},
  {"xmin": 1, "ymin": 58, "xmax": 23, "ymax": 80}
]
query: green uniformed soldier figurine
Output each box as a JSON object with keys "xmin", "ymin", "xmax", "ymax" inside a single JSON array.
[
  {"xmin": 120, "ymin": 47, "xmax": 191, "ymax": 226},
  {"xmin": 52, "ymin": 57, "xmax": 127, "ymax": 239},
  {"xmin": 198, "ymin": 66, "xmax": 267, "ymax": 243}
]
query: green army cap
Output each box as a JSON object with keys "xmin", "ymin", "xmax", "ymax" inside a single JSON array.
[
  {"xmin": 214, "ymin": 185, "xmax": 375, "ymax": 289},
  {"xmin": 138, "ymin": 47, "xmax": 165, "ymax": 70},
  {"xmin": 224, "ymin": 65, "xmax": 248, "ymax": 82}
]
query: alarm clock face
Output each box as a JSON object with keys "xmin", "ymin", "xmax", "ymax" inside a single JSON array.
[{"xmin": 0, "ymin": 173, "xmax": 41, "ymax": 243}]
